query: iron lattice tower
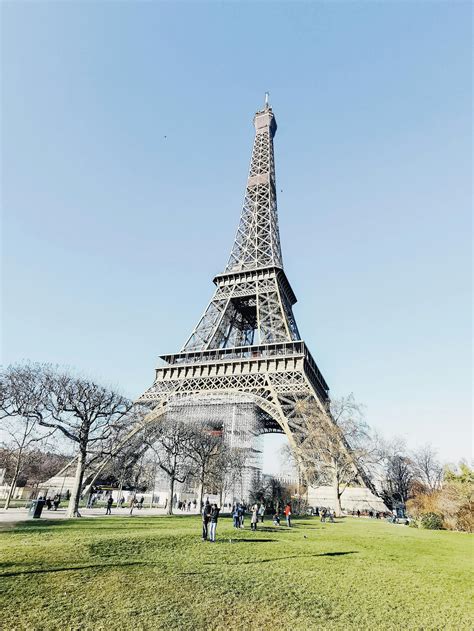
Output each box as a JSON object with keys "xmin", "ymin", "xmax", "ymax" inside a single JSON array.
[{"xmin": 138, "ymin": 100, "xmax": 370, "ymax": 488}]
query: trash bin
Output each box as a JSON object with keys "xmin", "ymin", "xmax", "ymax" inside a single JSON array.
[{"xmin": 28, "ymin": 499, "xmax": 45, "ymax": 519}]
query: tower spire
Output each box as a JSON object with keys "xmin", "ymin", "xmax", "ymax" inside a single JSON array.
[{"xmin": 226, "ymin": 101, "xmax": 282, "ymax": 273}]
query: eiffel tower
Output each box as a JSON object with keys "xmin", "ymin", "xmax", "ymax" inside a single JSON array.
[{"xmin": 137, "ymin": 97, "xmax": 369, "ymax": 488}]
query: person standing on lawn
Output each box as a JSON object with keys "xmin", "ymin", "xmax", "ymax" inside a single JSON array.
[
  {"xmin": 105, "ymin": 495, "xmax": 113, "ymax": 515},
  {"xmin": 209, "ymin": 504, "xmax": 220, "ymax": 542},
  {"xmin": 258, "ymin": 503, "xmax": 265, "ymax": 523},
  {"xmin": 233, "ymin": 503, "xmax": 240, "ymax": 529},
  {"xmin": 202, "ymin": 500, "xmax": 212, "ymax": 541},
  {"xmin": 284, "ymin": 503, "xmax": 292, "ymax": 527},
  {"xmin": 239, "ymin": 503, "xmax": 245, "ymax": 528},
  {"xmin": 251, "ymin": 504, "xmax": 258, "ymax": 531}
]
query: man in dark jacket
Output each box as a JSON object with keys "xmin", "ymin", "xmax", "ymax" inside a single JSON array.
[
  {"xmin": 209, "ymin": 504, "xmax": 220, "ymax": 542},
  {"xmin": 106, "ymin": 495, "xmax": 113, "ymax": 515},
  {"xmin": 202, "ymin": 500, "xmax": 212, "ymax": 541}
]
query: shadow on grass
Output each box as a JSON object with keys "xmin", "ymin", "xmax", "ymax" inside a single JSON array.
[
  {"xmin": 0, "ymin": 561, "xmax": 147, "ymax": 578},
  {"xmin": 205, "ymin": 551, "xmax": 358, "ymax": 566},
  {"xmin": 2, "ymin": 518, "xmax": 179, "ymax": 535},
  {"xmin": 234, "ymin": 527, "xmax": 293, "ymax": 534},
  {"xmin": 1, "ymin": 550, "xmax": 360, "ymax": 578},
  {"xmin": 318, "ymin": 551, "xmax": 356, "ymax": 557},
  {"xmin": 231, "ymin": 538, "xmax": 276, "ymax": 543}
]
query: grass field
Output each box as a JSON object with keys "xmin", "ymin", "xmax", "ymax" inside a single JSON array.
[{"xmin": 1, "ymin": 515, "xmax": 472, "ymax": 630}]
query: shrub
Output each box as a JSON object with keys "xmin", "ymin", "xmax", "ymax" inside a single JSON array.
[
  {"xmin": 420, "ymin": 512, "xmax": 443, "ymax": 530},
  {"xmin": 407, "ymin": 462, "xmax": 474, "ymax": 533},
  {"xmin": 440, "ymin": 482, "xmax": 474, "ymax": 533}
]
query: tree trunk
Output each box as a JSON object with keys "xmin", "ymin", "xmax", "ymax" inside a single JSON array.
[
  {"xmin": 336, "ymin": 492, "xmax": 342, "ymax": 517},
  {"xmin": 117, "ymin": 476, "xmax": 124, "ymax": 506},
  {"xmin": 4, "ymin": 450, "xmax": 23, "ymax": 510},
  {"xmin": 333, "ymin": 474, "xmax": 342, "ymax": 517},
  {"xmin": 167, "ymin": 475, "xmax": 175, "ymax": 515},
  {"xmin": 66, "ymin": 449, "xmax": 86, "ymax": 518},
  {"xmin": 198, "ymin": 466, "xmax": 205, "ymax": 512}
]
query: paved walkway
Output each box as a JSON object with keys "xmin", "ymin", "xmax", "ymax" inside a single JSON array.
[{"xmin": 0, "ymin": 506, "xmax": 199, "ymax": 523}]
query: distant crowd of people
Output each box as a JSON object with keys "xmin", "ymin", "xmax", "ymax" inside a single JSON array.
[
  {"xmin": 103, "ymin": 494, "xmax": 146, "ymax": 515},
  {"xmin": 42, "ymin": 494, "xmax": 61, "ymax": 511},
  {"xmin": 198, "ymin": 501, "xmax": 294, "ymax": 542},
  {"xmin": 175, "ymin": 499, "xmax": 197, "ymax": 511},
  {"xmin": 351, "ymin": 509, "xmax": 390, "ymax": 519}
]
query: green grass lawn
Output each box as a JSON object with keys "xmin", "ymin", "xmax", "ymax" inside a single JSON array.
[{"xmin": 0, "ymin": 515, "xmax": 472, "ymax": 630}]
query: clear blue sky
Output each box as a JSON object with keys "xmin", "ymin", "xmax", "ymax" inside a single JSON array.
[{"xmin": 2, "ymin": 2, "xmax": 472, "ymax": 470}]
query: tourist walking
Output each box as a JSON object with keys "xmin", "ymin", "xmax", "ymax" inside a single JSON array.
[
  {"xmin": 321, "ymin": 508, "xmax": 327, "ymax": 523},
  {"xmin": 238, "ymin": 503, "xmax": 245, "ymax": 528},
  {"xmin": 233, "ymin": 504, "xmax": 240, "ymax": 529},
  {"xmin": 53, "ymin": 494, "xmax": 60, "ymax": 511},
  {"xmin": 202, "ymin": 500, "xmax": 212, "ymax": 541},
  {"xmin": 258, "ymin": 503, "xmax": 265, "ymax": 523},
  {"xmin": 209, "ymin": 504, "xmax": 220, "ymax": 542},
  {"xmin": 284, "ymin": 503, "xmax": 292, "ymax": 527},
  {"xmin": 129, "ymin": 496, "xmax": 136, "ymax": 515},
  {"xmin": 139, "ymin": 496, "xmax": 145, "ymax": 510},
  {"xmin": 251, "ymin": 504, "xmax": 258, "ymax": 531},
  {"xmin": 106, "ymin": 496, "xmax": 113, "ymax": 515}
]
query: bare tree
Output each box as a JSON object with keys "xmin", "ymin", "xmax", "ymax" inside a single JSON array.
[
  {"xmin": 380, "ymin": 439, "xmax": 418, "ymax": 508},
  {"xmin": 0, "ymin": 365, "xmax": 54, "ymax": 508},
  {"xmin": 38, "ymin": 367, "xmax": 131, "ymax": 517},
  {"xmin": 412, "ymin": 444, "xmax": 443, "ymax": 493},
  {"xmin": 280, "ymin": 442, "xmax": 311, "ymax": 498},
  {"xmin": 144, "ymin": 419, "xmax": 195, "ymax": 515},
  {"xmin": 206, "ymin": 444, "xmax": 252, "ymax": 506},
  {"xmin": 99, "ymin": 430, "xmax": 150, "ymax": 504},
  {"xmin": 18, "ymin": 448, "xmax": 70, "ymax": 497},
  {"xmin": 297, "ymin": 394, "xmax": 376, "ymax": 516},
  {"xmin": 188, "ymin": 422, "xmax": 223, "ymax": 511}
]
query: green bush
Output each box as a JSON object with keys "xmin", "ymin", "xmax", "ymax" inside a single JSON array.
[{"xmin": 420, "ymin": 512, "xmax": 443, "ymax": 530}]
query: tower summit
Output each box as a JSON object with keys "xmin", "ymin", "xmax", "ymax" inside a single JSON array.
[{"xmin": 226, "ymin": 99, "xmax": 281, "ymax": 273}]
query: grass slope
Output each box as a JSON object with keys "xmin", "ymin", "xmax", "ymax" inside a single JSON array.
[{"xmin": 1, "ymin": 515, "xmax": 472, "ymax": 630}]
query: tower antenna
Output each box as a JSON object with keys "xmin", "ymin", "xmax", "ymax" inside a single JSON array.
[{"xmin": 265, "ymin": 91, "xmax": 269, "ymax": 108}]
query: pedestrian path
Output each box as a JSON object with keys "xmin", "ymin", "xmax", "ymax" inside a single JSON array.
[{"xmin": 0, "ymin": 506, "xmax": 176, "ymax": 523}]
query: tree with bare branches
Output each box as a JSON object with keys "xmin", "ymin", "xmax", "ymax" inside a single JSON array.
[
  {"xmin": 412, "ymin": 444, "xmax": 443, "ymax": 493},
  {"xmin": 37, "ymin": 366, "xmax": 131, "ymax": 517},
  {"xmin": 0, "ymin": 364, "xmax": 55, "ymax": 508},
  {"xmin": 296, "ymin": 394, "xmax": 376, "ymax": 515},
  {"xmin": 205, "ymin": 444, "xmax": 254, "ymax": 507},
  {"xmin": 143, "ymin": 419, "xmax": 195, "ymax": 515},
  {"xmin": 188, "ymin": 423, "xmax": 223, "ymax": 511}
]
